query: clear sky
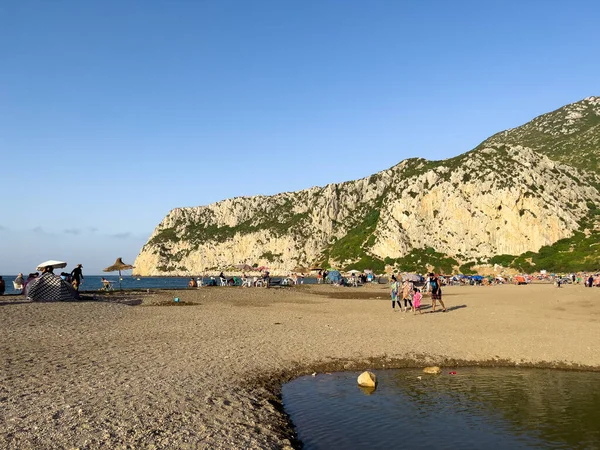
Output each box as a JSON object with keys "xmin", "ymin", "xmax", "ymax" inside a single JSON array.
[{"xmin": 1, "ymin": 0, "xmax": 599, "ymax": 274}]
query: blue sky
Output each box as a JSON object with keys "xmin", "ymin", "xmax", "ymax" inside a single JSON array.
[{"xmin": 1, "ymin": 0, "xmax": 599, "ymax": 274}]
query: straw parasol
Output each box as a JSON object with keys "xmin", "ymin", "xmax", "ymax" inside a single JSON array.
[{"xmin": 103, "ymin": 257, "xmax": 134, "ymax": 290}]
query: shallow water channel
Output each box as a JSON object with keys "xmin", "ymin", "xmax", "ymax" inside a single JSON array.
[{"xmin": 282, "ymin": 368, "xmax": 600, "ymax": 449}]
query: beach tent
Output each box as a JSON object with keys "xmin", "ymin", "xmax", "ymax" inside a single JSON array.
[
  {"xmin": 327, "ymin": 270, "xmax": 342, "ymax": 284},
  {"xmin": 513, "ymin": 275, "xmax": 527, "ymax": 285},
  {"xmin": 26, "ymin": 273, "xmax": 79, "ymax": 302}
]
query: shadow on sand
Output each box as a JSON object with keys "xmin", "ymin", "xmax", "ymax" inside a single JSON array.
[{"xmin": 0, "ymin": 295, "xmax": 143, "ymax": 307}]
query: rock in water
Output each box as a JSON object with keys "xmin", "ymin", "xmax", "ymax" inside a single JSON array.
[
  {"xmin": 357, "ymin": 371, "xmax": 377, "ymax": 387},
  {"xmin": 423, "ymin": 366, "xmax": 441, "ymax": 374}
]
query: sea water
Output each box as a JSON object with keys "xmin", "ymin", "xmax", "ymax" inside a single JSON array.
[
  {"xmin": 0, "ymin": 275, "xmax": 319, "ymax": 295},
  {"xmin": 282, "ymin": 367, "xmax": 600, "ymax": 449}
]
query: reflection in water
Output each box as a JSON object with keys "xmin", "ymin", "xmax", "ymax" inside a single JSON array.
[
  {"xmin": 282, "ymin": 368, "xmax": 600, "ymax": 450},
  {"xmin": 358, "ymin": 385, "xmax": 377, "ymax": 396}
]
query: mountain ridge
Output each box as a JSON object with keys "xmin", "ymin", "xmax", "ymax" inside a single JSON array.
[{"xmin": 134, "ymin": 98, "xmax": 600, "ymax": 275}]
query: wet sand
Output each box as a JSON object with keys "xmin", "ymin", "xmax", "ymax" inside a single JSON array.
[{"xmin": 1, "ymin": 283, "xmax": 599, "ymax": 448}]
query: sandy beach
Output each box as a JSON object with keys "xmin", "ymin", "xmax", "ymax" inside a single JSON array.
[{"xmin": 1, "ymin": 282, "xmax": 599, "ymax": 449}]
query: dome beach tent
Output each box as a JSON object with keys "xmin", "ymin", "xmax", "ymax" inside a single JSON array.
[
  {"xmin": 103, "ymin": 258, "xmax": 134, "ymax": 290},
  {"xmin": 26, "ymin": 272, "xmax": 79, "ymax": 302},
  {"xmin": 327, "ymin": 270, "xmax": 342, "ymax": 284}
]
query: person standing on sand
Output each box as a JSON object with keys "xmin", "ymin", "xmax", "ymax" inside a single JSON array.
[
  {"xmin": 402, "ymin": 279, "xmax": 414, "ymax": 313},
  {"xmin": 71, "ymin": 264, "xmax": 84, "ymax": 290},
  {"xmin": 0, "ymin": 276, "xmax": 5, "ymax": 295},
  {"xmin": 390, "ymin": 279, "xmax": 401, "ymax": 311},
  {"xmin": 413, "ymin": 288, "xmax": 422, "ymax": 315},
  {"xmin": 429, "ymin": 273, "xmax": 446, "ymax": 313},
  {"xmin": 588, "ymin": 275, "xmax": 594, "ymax": 287}
]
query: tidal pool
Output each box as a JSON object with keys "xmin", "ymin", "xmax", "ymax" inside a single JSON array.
[{"xmin": 282, "ymin": 367, "xmax": 600, "ymax": 449}]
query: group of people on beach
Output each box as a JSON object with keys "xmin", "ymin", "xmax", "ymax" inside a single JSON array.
[
  {"xmin": 187, "ymin": 270, "xmax": 273, "ymax": 288},
  {"xmin": 390, "ymin": 273, "xmax": 446, "ymax": 314},
  {"xmin": 9, "ymin": 264, "xmax": 85, "ymax": 294}
]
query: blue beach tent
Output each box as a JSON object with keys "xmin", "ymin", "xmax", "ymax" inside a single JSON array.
[{"xmin": 327, "ymin": 270, "xmax": 342, "ymax": 284}]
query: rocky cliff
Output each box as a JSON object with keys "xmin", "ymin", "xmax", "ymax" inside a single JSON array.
[{"xmin": 134, "ymin": 98, "xmax": 600, "ymax": 275}]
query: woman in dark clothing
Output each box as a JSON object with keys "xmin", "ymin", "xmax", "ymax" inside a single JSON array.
[
  {"xmin": 71, "ymin": 264, "xmax": 84, "ymax": 289},
  {"xmin": 429, "ymin": 273, "xmax": 446, "ymax": 312}
]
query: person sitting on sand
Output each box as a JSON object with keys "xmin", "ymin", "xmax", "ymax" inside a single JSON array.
[
  {"xmin": 188, "ymin": 277, "xmax": 198, "ymax": 288},
  {"xmin": 14, "ymin": 273, "xmax": 24, "ymax": 288},
  {"xmin": 100, "ymin": 277, "xmax": 113, "ymax": 290}
]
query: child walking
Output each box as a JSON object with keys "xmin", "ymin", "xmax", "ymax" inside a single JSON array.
[
  {"xmin": 391, "ymin": 279, "xmax": 401, "ymax": 311},
  {"xmin": 413, "ymin": 288, "xmax": 423, "ymax": 315}
]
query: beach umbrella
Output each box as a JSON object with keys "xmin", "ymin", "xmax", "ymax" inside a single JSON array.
[
  {"xmin": 103, "ymin": 257, "xmax": 134, "ymax": 290},
  {"xmin": 36, "ymin": 260, "xmax": 67, "ymax": 271},
  {"xmin": 235, "ymin": 264, "xmax": 253, "ymax": 272},
  {"xmin": 293, "ymin": 266, "xmax": 309, "ymax": 273},
  {"xmin": 346, "ymin": 269, "xmax": 362, "ymax": 275},
  {"xmin": 403, "ymin": 273, "xmax": 421, "ymax": 282}
]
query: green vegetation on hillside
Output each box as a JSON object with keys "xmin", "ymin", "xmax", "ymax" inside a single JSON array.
[
  {"xmin": 384, "ymin": 247, "xmax": 458, "ymax": 274},
  {"xmin": 149, "ymin": 210, "xmax": 310, "ymax": 248},
  {"xmin": 488, "ymin": 232, "xmax": 600, "ymax": 273},
  {"xmin": 480, "ymin": 97, "xmax": 600, "ymax": 174},
  {"xmin": 329, "ymin": 208, "xmax": 379, "ymax": 262}
]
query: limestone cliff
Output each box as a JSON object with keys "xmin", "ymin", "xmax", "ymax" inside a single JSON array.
[{"xmin": 134, "ymin": 98, "xmax": 600, "ymax": 275}]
